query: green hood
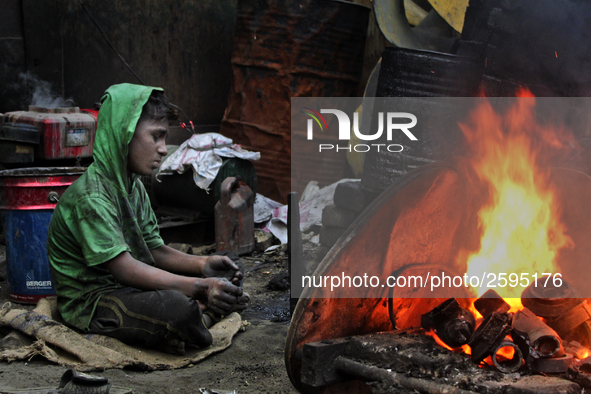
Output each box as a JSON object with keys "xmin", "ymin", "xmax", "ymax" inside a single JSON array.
[{"xmin": 92, "ymin": 83, "xmax": 163, "ymax": 193}]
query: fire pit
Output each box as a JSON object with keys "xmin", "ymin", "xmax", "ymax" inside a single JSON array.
[{"xmin": 286, "ymin": 96, "xmax": 591, "ymax": 393}]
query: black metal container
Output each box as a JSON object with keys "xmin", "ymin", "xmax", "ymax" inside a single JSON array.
[
  {"xmin": 376, "ymin": 47, "xmax": 483, "ymax": 98},
  {"xmin": 0, "ymin": 122, "xmax": 40, "ymax": 163},
  {"xmin": 360, "ymin": 47, "xmax": 482, "ymax": 201},
  {"xmin": 145, "ymin": 153, "xmax": 257, "ymax": 218}
]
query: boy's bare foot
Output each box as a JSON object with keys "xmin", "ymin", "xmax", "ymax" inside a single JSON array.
[
  {"xmin": 230, "ymin": 292, "xmax": 250, "ymax": 313},
  {"xmin": 158, "ymin": 337, "xmax": 186, "ymax": 356},
  {"xmin": 202, "ymin": 313, "xmax": 214, "ymax": 328},
  {"xmin": 202, "ymin": 292, "xmax": 250, "ymax": 328}
]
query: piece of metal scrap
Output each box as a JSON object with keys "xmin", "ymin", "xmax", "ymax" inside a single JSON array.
[{"xmin": 468, "ymin": 311, "xmax": 513, "ymax": 364}]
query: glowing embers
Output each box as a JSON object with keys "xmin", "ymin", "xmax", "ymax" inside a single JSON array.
[
  {"xmin": 421, "ymin": 298, "xmax": 475, "ymax": 349},
  {"xmin": 422, "ymin": 281, "xmax": 591, "ymax": 375}
]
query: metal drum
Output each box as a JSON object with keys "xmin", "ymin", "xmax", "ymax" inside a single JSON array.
[
  {"xmin": 219, "ymin": 0, "xmax": 370, "ymax": 202},
  {"xmin": 0, "ymin": 167, "xmax": 85, "ymax": 303},
  {"xmin": 360, "ymin": 47, "xmax": 482, "ymax": 201}
]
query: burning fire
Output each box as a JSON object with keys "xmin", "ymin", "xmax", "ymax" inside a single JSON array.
[
  {"xmin": 426, "ymin": 329, "xmax": 471, "ymax": 354},
  {"xmin": 458, "ymin": 91, "xmax": 575, "ymax": 303}
]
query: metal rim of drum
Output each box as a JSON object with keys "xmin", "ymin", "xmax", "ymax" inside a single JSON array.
[
  {"xmin": 0, "ymin": 167, "xmax": 87, "ymax": 178},
  {"xmin": 0, "ymin": 167, "xmax": 87, "ymax": 210},
  {"xmin": 287, "ymin": 160, "xmax": 474, "ymax": 390}
]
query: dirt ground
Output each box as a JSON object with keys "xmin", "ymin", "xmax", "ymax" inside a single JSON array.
[{"xmin": 0, "ymin": 242, "xmax": 300, "ymax": 394}]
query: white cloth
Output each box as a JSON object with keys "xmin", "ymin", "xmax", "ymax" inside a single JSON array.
[{"xmin": 156, "ymin": 133, "xmax": 260, "ymax": 191}]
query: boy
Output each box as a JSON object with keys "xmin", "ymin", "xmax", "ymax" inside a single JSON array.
[{"xmin": 47, "ymin": 83, "xmax": 246, "ymax": 354}]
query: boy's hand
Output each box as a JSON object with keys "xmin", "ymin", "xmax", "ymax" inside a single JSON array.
[
  {"xmin": 193, "ymin": 277, "xmax": 243, "ymax": 315},
  {"xmin": 201, "ymin": 255, "xmax": 243, "ymax": 286}
]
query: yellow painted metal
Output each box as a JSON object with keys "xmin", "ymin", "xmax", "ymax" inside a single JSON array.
[
  {"xmin": 373, "ymin": 0, "xmax": 456, "ymax": 51},
  {"xmin": 405, "ymin": 0, "xmax": 428, "ymax": 26},
  {"xmin": 374, "ymin": 0, "xmax": 425, "ymax": 49},
  {"xmin": 427, "ymin": 0, "xmax": 469, "ymax": 33}
]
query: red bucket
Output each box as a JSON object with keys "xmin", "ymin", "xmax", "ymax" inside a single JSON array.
[{"xmin": 0, "ymin": 167, "xmax": 85, "ymax": 303}]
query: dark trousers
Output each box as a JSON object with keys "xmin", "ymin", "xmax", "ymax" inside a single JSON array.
[
  {"xmin": 88, "ymin": 287, "xmax": 212, "ymax": 348},
  {"xmin": 88, "ymin": 251, "xmax": 243, "ymax": 349}
]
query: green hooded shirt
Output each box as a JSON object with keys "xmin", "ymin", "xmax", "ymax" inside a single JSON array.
[{"xmin": 47, "ymin": 83, "xmax": 165, "ymax": 331}]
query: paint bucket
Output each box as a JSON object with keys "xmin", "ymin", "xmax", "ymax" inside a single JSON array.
[{"xmin": 0, "ymin": 167, "xmax": 85, "ymax": 303}]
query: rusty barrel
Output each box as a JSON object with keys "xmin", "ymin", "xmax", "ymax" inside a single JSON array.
[
  {"xmin": 219, "ymin": 0, "xmax": 370, "ymax": 203},
  {"xmin": 0, "ymin": 167, "xmax": 85, "ymax": 303}
]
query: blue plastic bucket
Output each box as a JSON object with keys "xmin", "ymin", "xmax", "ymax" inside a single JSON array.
[{"xmin": 0, "ymin": 167, "xmax": 85, "ymax": 303}]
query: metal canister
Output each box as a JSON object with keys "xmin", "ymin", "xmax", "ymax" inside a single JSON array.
[
  {"xmin": 360, "ymin": 47, "xmax": 482, "ymax": 201},
  {"xmin": 214, "ymin": 177, "xmax": 255, "ymax": 255},
  {"xmin": 0, "ymin": 167, "xmax": 85, "ymax": 303}
]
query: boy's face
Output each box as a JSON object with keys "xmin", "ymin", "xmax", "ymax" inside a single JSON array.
[{"xmin": 127, "ymin": 114, "xmax": 168, "ymax": 176}]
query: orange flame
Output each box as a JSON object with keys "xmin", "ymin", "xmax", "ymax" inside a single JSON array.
[
  {"xmin": 495, "ymin": 341, "xmax": 516, "ymax": 360},
  {"xmin": 425, "ymin": 329, "xmax": 471, "ymax": 354},
  {"xmin": 459, "ymin": 93, "xmax": 574, "ymax": 300}
]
